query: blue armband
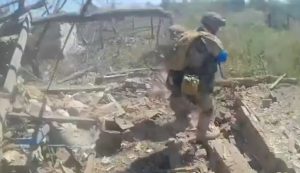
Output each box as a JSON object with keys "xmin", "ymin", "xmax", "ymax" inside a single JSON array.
[{"xmin": 217, "ymin": 50, "xmax": 228, "ymax": 63}]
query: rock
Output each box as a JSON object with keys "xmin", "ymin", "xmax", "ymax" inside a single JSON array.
[
  {"xmin": 72, "ymin": 92, "xmax": 93, "ymax": 104},
  {"xmin": 25, "ymin": 85, "xmax": 43, "ymax": 100},
  {"xmin": 115, "ymin": 118, "xmax": 134, "ymax": 131},
  {"xmin": 295, "ymin": 139, "xmax": 300, "ymax": 153},
  {"xmin": 268, "ymin": 92, "xmax": 277, "ymax": 102},
  {"xmin": 50, "ymin": 123, "xmax": 99, "ymax": 147},
  {"xmin": 56, "ymin": 148, "xmax": 71, "ymax": 164},
  {"xmin": 195, "ymin": 148, "xmax": 207, "ymax": 159},
  {"xmin": 13, "ymin": 96, "xmax": 25, "ymax": 113},
  {"xmin": 64, "ymin": 99, "xmax": 88, "ymax": 116},
  {"xmin": 124, "ymin": 78, "xmax": 146, "ymax": 90},
  {"xmin": 96, "ymin": 128, "xmax": 122, "ymax": 156},
  {"xmin": 92, "ymin": 91, "xmax": 105, "ymax": 104},
  {"xmin": 261, "ymin": 99, "xmax": 272, "ymax": 108},
  {"xmin": 288, "ymin": 136, "xmax": 297, "ymax": 153},
  {"xmin": 3, "ymin": 150, "xmax": 27, "ymax": 166},
  {"xmin": 27, "ymin": 99, "xmax": 52, "ymax": 117},
  {"xmin": 100, "ymin": 156, "xmax": 112, "ymax": 165},
  {"xmin": 90, "ymin": 102, "xmax": 119, "ymax": 118},
  {"xmin": 55, "ymin": 109, "xmax": 70, "ymax": 117}
]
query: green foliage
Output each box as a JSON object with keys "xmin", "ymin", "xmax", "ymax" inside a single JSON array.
[
  {"xmin": 168, "ymin": 1, "xmax": 300, "ymax": 77},
  {"xmin": 222, "ymin": 10, "xmax": 300, "ymax": 77}
]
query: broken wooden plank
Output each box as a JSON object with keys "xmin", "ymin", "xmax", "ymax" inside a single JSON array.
[
  {"xmin": 208, "ymin": 138, "xmax": 253, "ymax": 173},
  {"xmin": 38, "ymin": 85, "xmax": 106, "ymax": 94},
  {"xmin": 3, "ymin": 15, "xmax": 30, "ymax": 93},
  {"xmin": 215, "ymin": 75, "xmax": 297, "ymax": 88},
  {"xmin": 269, "ymin": 73, "xmax": 287, "ymax": 90},
  {"xmin": 32, "ymin": 8, "xmax": 172, "ymax": 25},
  {"xmin": 7, "ymin": 112, "xmax": 97, "ymax": 124}
]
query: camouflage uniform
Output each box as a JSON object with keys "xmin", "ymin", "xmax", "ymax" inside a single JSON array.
[{"xmin": 166, "ymin": 12, "xmax": 226, "ymax": 141}]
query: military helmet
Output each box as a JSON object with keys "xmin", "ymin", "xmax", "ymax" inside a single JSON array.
[{"xmin": 201, "ymin": 12, "xmax": 226, "ymax": 29}]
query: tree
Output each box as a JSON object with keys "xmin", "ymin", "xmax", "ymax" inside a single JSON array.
[
  {"xmin": 249, "ymin": 0, "xmax": 267, "ymax": 11},
  {"xmin": 161, "ymin": 0, "xmax": 171, "ymax": 10},
  {"xmin": 229, "ymin": 0, "xmax": 245, "ymax": 11}
]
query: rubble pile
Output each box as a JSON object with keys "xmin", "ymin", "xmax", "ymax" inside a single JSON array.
[
  {"xmin": 3, "ymin": 64, "xmax": 298, "ymax": 173},
  {"xmin": 1, "ymin": 2, "xmax": 300, "ymax": 172}
]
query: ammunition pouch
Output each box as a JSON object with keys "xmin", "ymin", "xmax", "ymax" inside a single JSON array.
[{"xmin": 181, "ymin": 74, "xmax": 201, "ymax": 96}]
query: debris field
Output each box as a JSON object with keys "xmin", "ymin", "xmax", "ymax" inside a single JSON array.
[{"xmin": 0, "ymin": 1, "xmax": 300, "ymax": 173}]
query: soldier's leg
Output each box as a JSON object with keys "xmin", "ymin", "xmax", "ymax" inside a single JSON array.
[
  {"xmin": 167, "ymin": 70, "xmax": 191, "ymax": 117},
  {"xmin": 196, "ymin": 93, "xmax": 220, "ymax": 141},
  {"xmin": 169, "ymin": 92, "xmax": 192, "ymax": 117}
]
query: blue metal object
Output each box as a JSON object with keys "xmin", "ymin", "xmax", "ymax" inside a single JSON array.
[
  {"xmin": 217, "ymin": 50, "xmax": 228, "ymax": 63},
  {"xmin": 15, "ymin": 124, "xmax": 50, "ymax": 149}
]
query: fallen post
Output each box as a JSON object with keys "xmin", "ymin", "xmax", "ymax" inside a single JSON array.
[
  {"xmin": 7, "ymin": 112, "xmax": 97, "ymax": 124},
  {"xmin": 215, "ymin": 75, "xmax": 297, "ymax": 88},
  {"xmin": 269, "ymin": 73, "xmax": 287, "ymax": 90},
  {"xmin": 38, "ymin": 85, "xmax": 106, "ymax": 94}
]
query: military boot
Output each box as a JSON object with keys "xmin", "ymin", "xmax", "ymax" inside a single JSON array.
[{"xmin": 196, "ymin": 112, "xmax": 220, "ymax": 141}]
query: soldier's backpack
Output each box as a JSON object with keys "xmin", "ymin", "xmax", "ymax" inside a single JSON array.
[{"xmin": 165, "ymin": 30, "xmax": 224, "ymax": 71}]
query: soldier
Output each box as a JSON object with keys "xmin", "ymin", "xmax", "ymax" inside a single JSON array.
[{"xmin": 166, "ymin": 12, "xmax": 228, "ymax": 141}]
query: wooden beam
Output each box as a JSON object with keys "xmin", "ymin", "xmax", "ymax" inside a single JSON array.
[
  {"xmin": 3, "ymin": 15, "xmax": 30, "ymax": 93},
  {"xmin": 32, "ymin": 9, "xmax": 172, "ymax": 25},
  {"xmin": 215, "ymin": 76, "xmax": 298, "ymax": 88},
  {"xmin": 38, "ymin": 85, "xmax": 106, "ymax": 94},
  {"xmin": 7, "ymin": 112, "xmax": 97, "ymax": 124}
]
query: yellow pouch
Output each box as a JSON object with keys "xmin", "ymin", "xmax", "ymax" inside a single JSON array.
[{"xmin": 181, "ymin": 75, "xmax": 200, "ymax": 95}]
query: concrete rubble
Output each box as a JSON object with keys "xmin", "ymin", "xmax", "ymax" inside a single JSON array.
[{"xmin": 2, "ymin": 67, "xmax": 299, "ymax": 173}]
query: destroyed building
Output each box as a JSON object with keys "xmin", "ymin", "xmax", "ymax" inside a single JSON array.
[{"xmin": 0, "ymin": 1, "xmax": 300, "ymax": 173}]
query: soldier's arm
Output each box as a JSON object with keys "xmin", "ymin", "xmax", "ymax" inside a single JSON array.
[{"xmin": 202, "ymin": 34, "xmax": 228, "ymax": 63}]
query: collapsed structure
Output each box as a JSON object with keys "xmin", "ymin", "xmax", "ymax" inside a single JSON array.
[{"xmin": 0, "ymin": 1, "xmax": 300, "ymax": 173}]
